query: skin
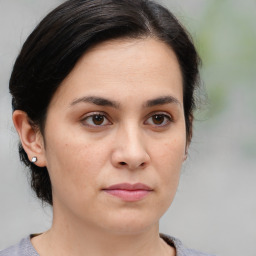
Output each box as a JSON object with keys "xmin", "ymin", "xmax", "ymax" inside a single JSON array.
[{"xmin": 13, "ymin": 38, "xmax": 187, "ymax": 256}]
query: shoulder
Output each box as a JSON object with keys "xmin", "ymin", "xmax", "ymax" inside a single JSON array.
[
  {"xmin": 0, "ymin": 236, "xmax": 39, "ymax": 256},
  {"xmin": 160, "ymin": 233, "xmax": 216, "ymax": 256}
]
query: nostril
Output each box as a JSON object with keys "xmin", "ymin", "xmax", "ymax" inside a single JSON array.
[{"xmin": 120, "ymin": 162, "xmax": 126, "ymax": 165}]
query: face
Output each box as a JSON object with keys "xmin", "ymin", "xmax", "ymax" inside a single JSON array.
[{"xmin": 41, "ymin": 38, "xmax": 186, "ymax": 234}]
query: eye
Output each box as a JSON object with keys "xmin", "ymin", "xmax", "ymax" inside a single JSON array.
[
  {"xmin": 81, "ymin": 113, "xmax": 112, "ymax": 127},
  {"xmin": 145, "ymin": 113, "xmax": 172, "ymax": 127}
]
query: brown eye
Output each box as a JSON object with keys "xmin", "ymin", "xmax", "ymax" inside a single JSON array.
[
  {"xmin": 152, "ymin": 114, "xmax": 165, "ymax": 125},
  {"xmin": 81, "ymin": 113, "xmax": 111, "ymax": 127},
  {"xmin": 145, "ymin": 113, "xmax": 172, "ymax": 127},
  {"xmin": 92, "ymin": 115, "xmax": 104, "ymax": 125}
]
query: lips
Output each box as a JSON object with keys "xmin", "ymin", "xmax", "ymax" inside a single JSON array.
[{"xmin": 103, "ymin": 183, "xmax": 153, "ymax": 202}]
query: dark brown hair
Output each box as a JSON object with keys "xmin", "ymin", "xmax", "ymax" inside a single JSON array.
[{"xmin": 10, "ymin": 0, "xmax": 201, "ymax": 205}]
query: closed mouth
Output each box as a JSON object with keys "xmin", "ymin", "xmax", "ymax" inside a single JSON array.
[{"xmin": 103, "ymin": 183, "xmax": 153, "ymax": 201}]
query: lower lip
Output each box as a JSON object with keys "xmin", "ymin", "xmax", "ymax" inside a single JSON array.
[{"xmin": 104, "ymin": 189, "xmax": 151, "ymax": 202}]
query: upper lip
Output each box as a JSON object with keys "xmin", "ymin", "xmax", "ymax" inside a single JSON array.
[{"xmin": 104, "ymin": 183, "xmax": 153, "ymax": 191}]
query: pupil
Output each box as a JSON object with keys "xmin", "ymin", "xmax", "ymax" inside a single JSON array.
[
  {"xmin": 153, "ymin": 115, "xmax": 164, "ymax": 124},
  {"xmin": 93, "ymin": 115, "xmax": 104, "ymax": 125}
]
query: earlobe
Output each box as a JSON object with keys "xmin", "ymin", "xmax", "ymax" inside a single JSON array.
[
  {"xmin": 183, "ymin": 152, "xmax": 188, "ymax": 161},
  {"xmin": 12, "ymin": 110, "xmax": 46, "ymax": 167},
  {"xmin": 183, "ymin": 114, "xmax": 193, "ymax": 162},
  {"xmin": 183, "ymin": 144, "xmax": 189, "ymax": 162}
]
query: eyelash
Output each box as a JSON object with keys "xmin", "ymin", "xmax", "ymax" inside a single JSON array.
[
  {"xmin": 81, "ymin": 112, "xmax": 112, "ymax": 128},
  {"xmin": 144, "ymin": 112, "xmax": 173, "ymax": 127},
  {"xmin": 80, "ymin": 112, "xmax": 173, "ymax": 128}
]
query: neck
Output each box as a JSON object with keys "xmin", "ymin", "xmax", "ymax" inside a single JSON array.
[{"xmin": 31, "ymin": 209, "xmax": 175, "ymax": 256}]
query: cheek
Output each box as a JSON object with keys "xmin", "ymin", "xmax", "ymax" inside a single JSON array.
[
  {"xmin": 146, "ymin": 138, "xmax": 184, "ymax": 219},
  {"xmin": 151, "ymin": 136, "xmax": 185, "ymax": 196},
  {"xmin": 153, "ymin": 135, "xmax": 186, "ymax": 168},
  {"xmin": 44, "ymin": 130, "xmax": 109, "ymax": 198}
]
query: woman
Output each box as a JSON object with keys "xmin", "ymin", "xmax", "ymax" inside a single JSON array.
[{"xmin": 0, "ymin": 0, "xmax": 214, "ymax": 255}]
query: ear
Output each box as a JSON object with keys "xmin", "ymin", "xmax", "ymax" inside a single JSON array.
[
  {"xmin": 183, "ymin": 114, "xmax": 194, "ymax": 161},
  {"xmin": 183, "ymin": 151, "xmax": 188, "ymax": 161},
  {"xmin": 12, "ymin": 110, "xmax": 46, "ymax": 167}
]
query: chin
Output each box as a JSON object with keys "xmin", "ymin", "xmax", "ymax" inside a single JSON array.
[{"xmin": 97, "ymin": 209, "xmax": 162, "ymax": 235}]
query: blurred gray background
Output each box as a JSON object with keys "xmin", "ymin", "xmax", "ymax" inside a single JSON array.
[{"xmin": 0, "ymin": 0, "xmax": 255, "ymax": 255}]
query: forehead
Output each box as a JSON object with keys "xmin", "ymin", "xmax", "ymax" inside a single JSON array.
[
  {"xmin": 50, "ymin": 38, "xmax": 183, "ymax": 107},
  {"xmin": 74, "ymin": 37, "xmax": 181, "ymax": 82}
]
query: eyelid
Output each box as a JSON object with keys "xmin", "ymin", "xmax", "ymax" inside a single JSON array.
[
  {"xmin": 145, "ymin": 111, "xmax": 173, "ymax": 120},
  {"xmin": 144, "ymin": 111, "xmax": 173, "ymax": 127},
  {"xmin": 80, "ymin": 111, "xmax": 173, "ymax": 128},
  {"xmin": 80, "ymin": 111, "xmax": 112, "ymax": 127}
]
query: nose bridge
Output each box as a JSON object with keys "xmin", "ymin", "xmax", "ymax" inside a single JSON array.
[
  {"xmin": 112, "ymin": 121, "xmax": 149, "ymax": 169},
  {"xmin": 123, "ymin": 122, "xmax": 143, "ymax": 152}
]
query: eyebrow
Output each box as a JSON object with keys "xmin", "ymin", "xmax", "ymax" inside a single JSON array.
[
  {"xmin": 70, "ymin": 95, "xmax": 181, "ymax": 108},
  {"xmin": 144, "ymin": 96, "xmax": 181, "ymax": 108},
  {"xmin": 70, "ymin": 96, "xmax": 120, "ymax": 109}
]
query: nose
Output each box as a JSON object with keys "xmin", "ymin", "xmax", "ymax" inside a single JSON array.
[{"xmin": 111, "ymin": 125, "xmax": 150, "ymax": 170}]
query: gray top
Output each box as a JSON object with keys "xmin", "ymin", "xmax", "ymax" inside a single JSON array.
[{"xmin": 0, "ymin": 234, "xmax": 215, "ymax": 256}]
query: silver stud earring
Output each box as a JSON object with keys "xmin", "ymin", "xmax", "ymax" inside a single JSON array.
[{"xmin": 31, "ymin": 156, "xmax": 37, "ymax": 163}]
